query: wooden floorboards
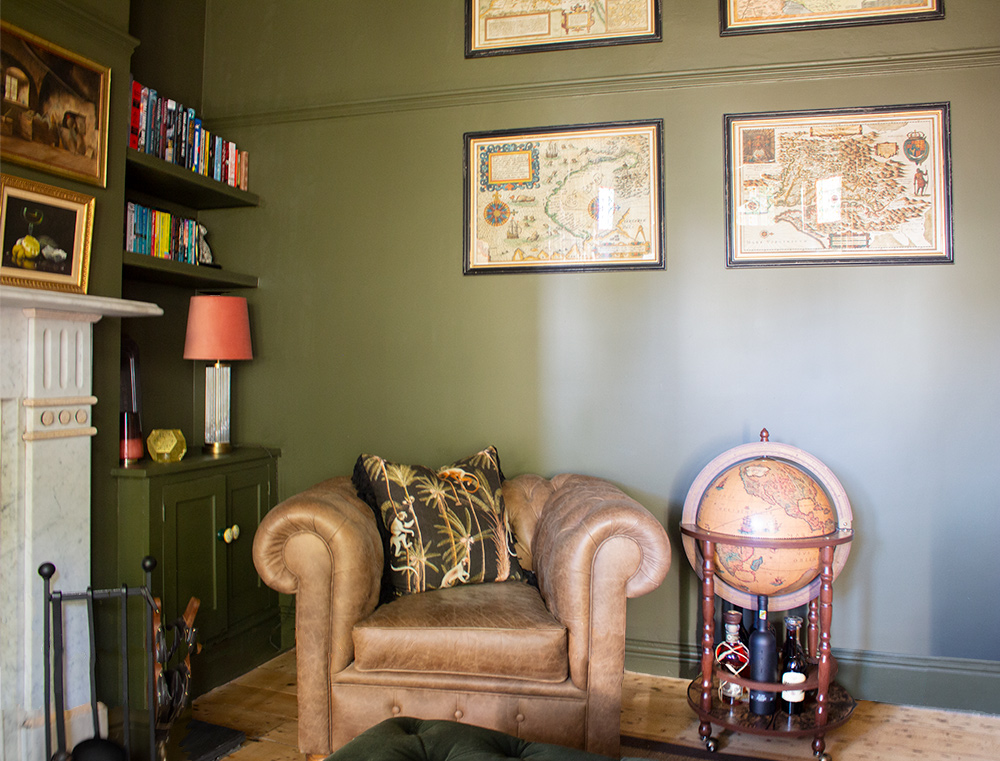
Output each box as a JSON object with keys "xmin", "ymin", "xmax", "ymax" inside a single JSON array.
[{"xmin": 191, "ymin": 650, "xmax": 1000, "ymax": 760}]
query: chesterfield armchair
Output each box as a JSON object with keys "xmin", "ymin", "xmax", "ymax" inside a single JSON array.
[{"xmin": 252, "ymin": 469, "xmax": 671, "ymax": 759}]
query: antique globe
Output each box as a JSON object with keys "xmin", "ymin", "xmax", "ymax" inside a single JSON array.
[{"xmin": 682, "ymin": 430, "xmax": 853, "ymax": 610}]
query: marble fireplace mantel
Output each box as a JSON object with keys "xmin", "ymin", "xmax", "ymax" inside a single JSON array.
[{"xmin": 1, "ymin": 285, "xmax": 162, "ymax": 761}]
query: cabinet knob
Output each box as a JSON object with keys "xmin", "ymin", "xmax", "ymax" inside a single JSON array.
[{"xmin": 217, "ymin": 524, "xmax": 241, "ymax": 544}]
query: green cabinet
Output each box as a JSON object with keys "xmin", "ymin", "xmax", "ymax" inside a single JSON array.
[{"xmin": 111, "ymin": 446, "xmax": 280, "ymax": 697}]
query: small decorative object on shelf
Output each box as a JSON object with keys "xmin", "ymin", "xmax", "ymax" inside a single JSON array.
[
  {"xmin": 146, "ymin": 429, "xmax": 187, "ymax": 463},
  {"xmin": 716, "ymin": 609, "xmax": 749, "ymax": 705},
  {"xmin": 120, "ymin": 335, "xmax": 144, "ymax": 464},
  {"xmin": 781, "ymin": 615, "xmax": 808, "ymax": 715},
  {"xmin": 748, "ymin": 594, "xmax": 777, "ymax": 716}
]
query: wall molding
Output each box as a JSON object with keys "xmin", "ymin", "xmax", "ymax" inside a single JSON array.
[
  {"xmin": 16, "ymin": 0, "xmax": 138, "ymax": 55},
  {"xmin": 209, "ymin": 47, "xmax": 1000, "ymax": 130},
  {"xmin": 625, "ymin": 637, "xmax": 1000, "ymax": 715}
]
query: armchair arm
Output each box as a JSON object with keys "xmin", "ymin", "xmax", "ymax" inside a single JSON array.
[
  {"xmin": 252, "ymin": 476, "xmax": 382, "ymax": 755},
  {"xmin": 530, "ymin": 474, "xmax": 671, "ymax": 686}
]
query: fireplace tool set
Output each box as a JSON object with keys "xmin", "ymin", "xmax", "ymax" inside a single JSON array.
[{"xmin": 39, "ymin": 557, "xmax": 201, "ymax": 760}]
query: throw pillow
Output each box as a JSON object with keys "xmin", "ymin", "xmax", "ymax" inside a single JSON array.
[{"xmin": 355, "ymin": 446, "xmax": 524, "ymax": 598}]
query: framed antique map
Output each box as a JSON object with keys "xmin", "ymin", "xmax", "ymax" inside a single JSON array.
[
  {"xmin": 464, "ymin": 120, "xmax": 664, "ymax": 274},
  {"xmin": 724, "ymin": 104, "xmax": 952, "ymax": 267},
  {"xmin": 720, "ymin": 1, "xmax": 944, "ymax": 35},
  {"xmin": 466, "ymin": 0, "xmax": 660, "ymax": 57}
]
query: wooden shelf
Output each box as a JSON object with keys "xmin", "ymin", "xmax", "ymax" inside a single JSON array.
[
  {"xmin": 125, "ymin": 148, "xmax": 259, "ymax": 209},
  {"xmin": 123, "ymin": 251, "xmax": 258, "ymax": 290}
]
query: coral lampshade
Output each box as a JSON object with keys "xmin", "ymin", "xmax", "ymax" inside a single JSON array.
[{"xmin": 183, "ymin": 295, "xmax": 253, "ymax": 361}]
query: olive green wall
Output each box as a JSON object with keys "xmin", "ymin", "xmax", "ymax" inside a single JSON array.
[{"xmin": 196, "ymin": 1, "xmax": 1000, "ymax": 711}]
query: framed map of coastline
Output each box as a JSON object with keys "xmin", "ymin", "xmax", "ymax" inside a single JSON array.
[
  {"xmin": 724, "ymin": 103, "xmax": 952, "ymax": 268},
  {"xmin": 466, "ymin": 0, "xmax": 660, "ymax": 57},
  {"xmin": 464, "ymin": 120, "xmax": 664, "ymax": 274},
  {"xmin": 720, "ymin": 1, "xmax": 944, "ymax": 36}
]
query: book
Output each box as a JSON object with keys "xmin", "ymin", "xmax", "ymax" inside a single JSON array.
[
  {"xmin": 137, "ymin": 86, "xmax": 149, "ymax": 152},
  {"xmin": 129, "ymin": 80, "xmax": 142, "ymax": 150},
  {"xmin": 146, "ymin": 88, "xmax": 158, "ymax": 156}
]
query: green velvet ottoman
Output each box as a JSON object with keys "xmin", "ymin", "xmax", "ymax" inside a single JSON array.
[{"xmin": 324, "ymin": 717, "xmax": 614, "ymax": 760}]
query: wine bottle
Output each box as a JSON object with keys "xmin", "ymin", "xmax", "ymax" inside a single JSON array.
[
  {"xmin": 780, "ymin": 615, "xmax": 808, "ymax": 715},
  {"xmin": 716, "ymin": 610, "xmax": 750, "ymax": 704},
  {"xmin": 748, "ymin": 594, "xmax": 777, "ymax": 716}
]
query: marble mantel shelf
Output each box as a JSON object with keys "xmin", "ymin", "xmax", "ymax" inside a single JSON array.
[{"xmin": 0, "ymin": 285, "xmax": 163, "ymax": 319}]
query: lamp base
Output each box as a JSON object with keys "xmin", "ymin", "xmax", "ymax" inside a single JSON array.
[{"xmin": 203, "ymin": 442, "xmax": 232, "ymax": 455}]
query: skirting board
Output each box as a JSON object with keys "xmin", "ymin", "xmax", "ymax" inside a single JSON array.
[{"xmin": 625, "ymin": 638, "xmax": 1000, "ymax": 716}]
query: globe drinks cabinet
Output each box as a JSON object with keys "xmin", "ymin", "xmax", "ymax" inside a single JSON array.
[{"xmin": 680, "ymin": 431, "xmax": 856, "ymax": 759}]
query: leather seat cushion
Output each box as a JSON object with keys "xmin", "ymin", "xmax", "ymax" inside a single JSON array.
[
  {"xmin": 324, "ymin": 716, "xmax": 612, "ymax": 760},
  {"xmin": 353, "ymin": 581, "xmax": 568, "ymax": 683}
]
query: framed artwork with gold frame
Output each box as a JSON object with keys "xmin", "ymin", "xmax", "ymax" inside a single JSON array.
[
  {"xmin": 724, "ymin": 103, "xmax": 952, "ymax": 267},
  {"xmin": 1, "ymin": 173, "xmax": 94, "ymax": 293},
  {"xmin": 720, "ymin": 0, "xmax": 944, "ymax": 36},
  {"xmin": 464, "ymin": 120, "xmax": 664, "ymax": 274},
  {"xmin": 1, "ymin": 21, "xmax": 111, "ymax": 187},
  {"xmin": 466, "ymin": 0, "xmax": 660, "ymax": 57}
]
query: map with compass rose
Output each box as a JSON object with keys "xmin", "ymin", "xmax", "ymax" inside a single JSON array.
[
  {"xmin": 725, "ymin": 104, "xmax": 952, "ymax": 266},
  {"xmin": 465, "ymin": 121, "xmax": 663, "ymax": 273}
]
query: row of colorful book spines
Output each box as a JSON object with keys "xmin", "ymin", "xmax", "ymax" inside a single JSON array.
[
  {"xmin": 125, "ymin": 202, "xmax": 200, "ymax": 264},
  {"xmin": 129, "ymin": 79, "xmax": 250, "ymax": 191}
]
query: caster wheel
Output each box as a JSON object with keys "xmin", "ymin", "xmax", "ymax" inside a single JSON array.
[{"xmin": 705, "ymin": 737, "xmax": 718, "ymax": 752}]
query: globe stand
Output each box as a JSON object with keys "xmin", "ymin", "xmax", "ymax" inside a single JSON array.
[{"xmin": 681, "ymin": 524, "xmax": 855, "ymax": 759}]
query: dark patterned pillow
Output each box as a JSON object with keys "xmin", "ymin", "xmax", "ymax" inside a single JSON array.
[{"xmin": 356, "ymin": 446, "xmax": 523, "ymax": 598}]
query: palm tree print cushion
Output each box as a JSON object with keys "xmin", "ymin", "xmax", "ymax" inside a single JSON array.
[{"xmin": 357, "ymin": 446, "xmax": 524, "ymax": 597}]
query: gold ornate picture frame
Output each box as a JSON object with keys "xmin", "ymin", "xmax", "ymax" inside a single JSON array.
[
  {"xmin": 464, "ymin": 120, "xmax": 664, "ymax": 274},
  {"xmin": 1, "ymin": 22, "xmax": 111, "ymax": 187},
  {"xmin": 466, "ymin": 0, "xmax": 660, "ymax": 57},
  {"xmin": 724, "ymin": 103, "xmax": 953, "ymax": 267},
  {"xmin": 1, "ymin": 173, "xmax": 95, "ymax": 293},
  {"xmin": 720, "ymin": 0, "xmax": 944, "ymax": 36}
]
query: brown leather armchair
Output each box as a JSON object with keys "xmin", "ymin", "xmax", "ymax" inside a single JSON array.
[{"xmin": 253, "ymin": 472, "xmax": 671, "ymax": 759}]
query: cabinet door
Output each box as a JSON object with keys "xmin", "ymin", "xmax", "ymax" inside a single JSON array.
[
  {"xmin": 227, "ymin": 463, "xmax": 277, "ymax": 627},
  {"xmin": 161, "ymin": 474, "xmax": 228, "ymax": 643}
]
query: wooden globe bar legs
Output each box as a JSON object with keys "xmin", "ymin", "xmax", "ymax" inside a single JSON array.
[
  {"xmin": 697, "ymin": 539, "xmax": 717, "ymax": 749},
  {"xmin": 683, "ymin": 527, "xmax": 855, "ymax": 760}
]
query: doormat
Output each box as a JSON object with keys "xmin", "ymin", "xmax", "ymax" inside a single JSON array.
[
  {"xmin": 621, "ymin": 735, "xmax": 765, "ymax": 761},
  {"xmin": 176, "ymin": 719, "xmax": 245, "ymax": 761}
]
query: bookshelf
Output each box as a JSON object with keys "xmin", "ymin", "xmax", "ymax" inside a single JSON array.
[{"xmin": 125, "ymin": 148, "xmax": 258, "ymax": 209}]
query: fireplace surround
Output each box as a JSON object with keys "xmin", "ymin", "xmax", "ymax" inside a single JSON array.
[{"xmin": 1, "ymin": 284, "xmax": 161, "ymax": 760}]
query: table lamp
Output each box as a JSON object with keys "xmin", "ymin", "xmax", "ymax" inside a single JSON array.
[{"xmin": 183, "ymin": 295, "xmax": 253, "ymax": 454}]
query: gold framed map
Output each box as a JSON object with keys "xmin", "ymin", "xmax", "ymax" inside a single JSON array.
[
  {"xmin": 466, "ymin": 0, "xmax": 660, "ymax": 57},
  {"xmin": 720, "ymin": 1, "xmax": 944, "ymax": 35},
  {"xmin": 724, "ymin": 104, "xmax": 952, "ymax": 267},
  {"xmin": 464, "ymin": 120, "xmax": 664, "ymax": 274}
]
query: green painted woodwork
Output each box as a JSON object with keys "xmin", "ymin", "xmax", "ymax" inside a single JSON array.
[
  {"xmin": 161, "ymin": 473, "xmax": 228, "ymax": 642},
  {"xmin": 110, "ymin": 447, "xmax": 280, "ymax": 718}
]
